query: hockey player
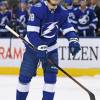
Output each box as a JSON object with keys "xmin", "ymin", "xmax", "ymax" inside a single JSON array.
[
  {"xmin": 0, "ymin": 1, "xmax": 11, "ymax": 38},
  {"xmin": 16, "ymin": 0, "xmax": 81, "ymax": 100},
  {"xmin": 74, "ymin": 0, "xmax": 98, "ymax": 37}
]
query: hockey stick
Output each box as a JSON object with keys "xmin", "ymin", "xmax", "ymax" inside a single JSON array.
[{"xmin": 5, "ymin": 25, "xmax": 95, "ymax": 100}]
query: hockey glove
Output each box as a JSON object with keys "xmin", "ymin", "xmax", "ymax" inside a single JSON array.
[
  {"xmin": 69, "ymin": 38, "xmax": 81, "ymax": 56},
  {"xmin": 36, "ymin": 45, "xmax": 48, "ymax": 60}
]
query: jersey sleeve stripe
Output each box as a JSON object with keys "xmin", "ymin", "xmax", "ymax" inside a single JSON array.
[
  {"xmin": 78, "ymin": 26, "xmax": 89, "ymax": 30},
  {"xmin": 92, "ymin": 18, "xmax": 98, "ymax": 22},
  {"xmin": 70, "ymin": 20, "xmax": 78, "ymax": 24},
  {"xmin": 90, "ymin": 24, "xmax": 96, "ymax": 29},
  {"xmin": 27, "ymin": 25, "xmax": 40, "ymax": 33},
  {"xmin": 62, "ymin": 27, "xmax": 75, "ymax": 35}
]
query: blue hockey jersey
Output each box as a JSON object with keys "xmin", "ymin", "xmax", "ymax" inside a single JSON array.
[
  {"xmin": 16, "ymin": 9, "xmax": 29, "ymax": 26},
  {"xmin": 16, "ymin": 8, "xmax": 29, "ymax": 36},
  {"xmin": 26, "ymin": 1, "xmax": 77, "ymax": 52},
  {"xmin": 66, "ymin": 6, "xmax": 78, "ymax": 29},
  {"xmin": 0, "ymin": 10, "xmax": 11, "ymax": 33},
  {"xmin": 73, "ymin": 7, "xmax": 98, "ymax": 36}
]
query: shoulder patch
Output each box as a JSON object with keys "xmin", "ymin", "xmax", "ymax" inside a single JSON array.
[{"xmin": 34, "ymin": 3, "xmax": 42, "ymax": 7}]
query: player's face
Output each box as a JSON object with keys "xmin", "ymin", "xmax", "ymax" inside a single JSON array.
[
  {"xmin": 90, "ymin": 0, "xmax": 97, "ymax": 5},
  {"xmin": 80, "ymin": 0, "xmax": 87, "ymax": 7},
  {"xmin": 49, "ymin": 0, "xmax": 61, "ymax": 6},
  {"xmin": 0, "ymin": 5, "xmax": 6, "ymax": 12},
  {"xmin": 73, "ymin": 0, "xmax": 80, "ymax": 5},
  {"xmin": 20, "ymin": 3, "xmax": 27, "ymax": 10}
]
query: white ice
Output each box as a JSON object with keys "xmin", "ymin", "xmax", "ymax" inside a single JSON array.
[{"xmin": 0, "ymin": 75, "xmax": 100, "ymax": 100}]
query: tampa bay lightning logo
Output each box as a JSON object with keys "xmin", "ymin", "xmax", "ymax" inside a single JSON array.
[
  {"xmin": 68, "ymin": 13, "xmax": 75, "ymax": 23},
  {"xmin": 41, "ymin": 22, "xmax": 58, "ymax": 38},
  {"xmin": 78, "ymin": 15, "xmax": 89, "ymax": 25},
  {"xmin": 0, "ymin": 16, "xmax": 9, "ymax": 25},
  {"xmin": 19, "ymin": 15, "xmax": 26, "ymax": 24}
]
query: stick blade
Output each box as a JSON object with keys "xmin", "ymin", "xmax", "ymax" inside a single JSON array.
[{"xmin": 89, "ymin": 92, "xmax": 96, "ymax": 100}]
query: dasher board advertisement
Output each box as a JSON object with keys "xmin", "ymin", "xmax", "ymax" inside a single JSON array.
[{"xmin": 0, "ymin": 38, "xmax": 100, "ymax": 68}]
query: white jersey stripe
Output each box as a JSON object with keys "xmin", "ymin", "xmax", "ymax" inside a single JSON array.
[
  {"xmin": 62, "ymin": 27, "xmax": 75, "ymax": 35},
  {"xmin": 27, "ymin": 25, "xmax": 40, "ymax": 33}
]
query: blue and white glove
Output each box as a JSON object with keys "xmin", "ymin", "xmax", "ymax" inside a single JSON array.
[
  {"xmin": 69, "ymin": 38, "xmax": 81, "ymax": 56},
  {"xmin": 36, "ymin": 45, "xmax": 48, "ymax": 60}
]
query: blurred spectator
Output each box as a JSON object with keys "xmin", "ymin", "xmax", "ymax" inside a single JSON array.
[
  {"xmin": 73, "ymin": 0, "xmax": 80, "ymax": 8},
  {"xmin": 8, "ymin": 0, "xmax": 18, "ymax": 11},
  {"xmin": 73, "ymin": 0, "xmax": 98, "ymax": 37},
  {"xmin": 14, "ymin": 0, "xmax": 29, "ymax": 37},
  {"xmin": 9, "ymin": 9, "xmax": 18, "ymax": 33},
  {"xmin": 63, "ymin": 0, "xmax": 78, "ymax": 30},
  {"xmin": 90, "ymin": 0, "xmax": 100, "ymax": 36},
  {"xmin": 31, "ymin": 0, "xmax": 40, "ymax": 4},
  {"xmin": 0, "ymin": 1, "xmax": 12, "ymax": 38},
  {"xmin": 86, "ymin": 0, "xmax": 91, "ymax": 7}
]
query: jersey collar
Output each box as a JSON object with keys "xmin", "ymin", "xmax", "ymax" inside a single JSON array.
[{"xmin": 44, "ymin": 1, "xmax": 57, "ymax": 12}]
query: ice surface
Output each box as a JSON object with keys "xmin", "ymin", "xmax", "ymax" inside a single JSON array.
[{"xmin": 0, "ymin": 75, "xmax": 100, "ymax": 100}]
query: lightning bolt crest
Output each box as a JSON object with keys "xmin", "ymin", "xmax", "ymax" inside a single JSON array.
[{"xmin": 42, "ymin": 22, "xmax": 58, "ymax": 36}]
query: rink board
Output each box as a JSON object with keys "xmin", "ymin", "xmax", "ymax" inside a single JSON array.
[
  {"xmin": 0, "ymin": 67, "xmax": 100, "ymax": 76},
  {"xmin": 0, "ymin": 38, "xmax": 100, "ymax": 76}
]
